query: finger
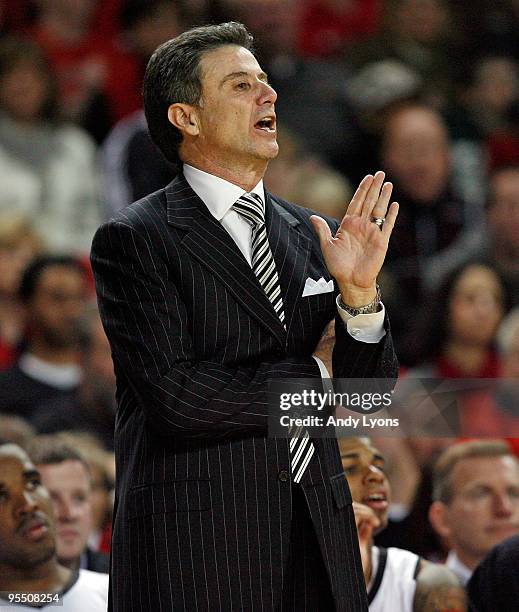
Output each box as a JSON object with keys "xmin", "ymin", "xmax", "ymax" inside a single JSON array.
[
  {"xmin": 345, "ymin": 174, "xmax": 374, "ymax": 217},
  {"xmin": 358, "ymin": 520, "xmax": 375, "ymax": 543},
  {"xmin": 360, "ymin": 170, "xmax": 385, "ymax": 218},
  {"xmin": 370, "ymin": 181, "xmax": 393, "ymax": 220},
  {"xmin": 310, "ymin": 215, "xmax": 333, "ymax": 246},
  {"xmin": 381, "ymin": 201, "xmax": 399, "ymax": 240}
]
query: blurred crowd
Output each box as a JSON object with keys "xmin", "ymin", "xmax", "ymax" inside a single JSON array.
[{"xmin": 1, "ymin": 0, "xmax": 519, "ymax": 609}]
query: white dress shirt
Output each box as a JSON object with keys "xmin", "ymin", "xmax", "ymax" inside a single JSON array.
[{"xmin": 183, "ymin": 164, "xmax": 385, "ymax": 375}]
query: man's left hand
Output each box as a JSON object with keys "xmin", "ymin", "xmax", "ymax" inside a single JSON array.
[{"xmin": 310, "ymin": 171, "xmax": 398, "ymax": 307}]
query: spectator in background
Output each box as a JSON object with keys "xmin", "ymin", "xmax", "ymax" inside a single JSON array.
[
  {"xmin": 30, "ymin": 0, "xmax": 142, "ymax": 142},
  {"xmin": 340, "ymin": 437, "xmax": 466, "ymax": 612},
  {"xmin": 429, "ymin": 440, "xmax": 519, "ymax": 586},
  {"xmin": 100, "ymin": 0, "xmax": 182, "ymax": 215},
  {"xmin": 57, "ymin": 432, "xmax": 115, "ymax": 554},
  {"xmin": 379, "ymin": 103, "xmax": 469, "ymax": 354},
  {"xmin": 372, "ymin": 437, "xmax": 449, "ymax": 561},
  {"xmin": 0, "ymin": 256, "xmax": 87, "ymax": 421},
  {"xmin": 0, "ymin": 214, "xmax": 43, "ymax": 369},
  {"xmin": 347, "ymin": 0, "xmax": 459, "ymax": 108},
  {"xmin": 426, "ymin": 165, "xmax": 519, "ymax": 306},
  {"xmin": 0, "ymin": 442, "xmax": 108, "ymax": 610},
  {"xmin": 0, "ymin": 36, "xmax": 101, "ymax": 254},
  {"xmin": 32, "ymin": 305, "xmax": 116, "ymax": 450},
  {"xmin": 467, "ymin": 533, "xmax": 519, "ymax": 612},
  {"xmin": 445, "ymin": 56, "xmax": 519, "ymax": 211},
  {"xmin": 410, "ymin": 262, "xmax": 507, "ymax": 375},
  {"xmin": 28, "ymin": 436, "xmax": 109, "ymax": 573}
]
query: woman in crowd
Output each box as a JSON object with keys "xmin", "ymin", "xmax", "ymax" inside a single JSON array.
[{"xmin": 0, "ymin": 36, "xmax": 101, "ymax": 255}]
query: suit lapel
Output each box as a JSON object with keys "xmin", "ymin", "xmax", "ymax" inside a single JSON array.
[
  {"xmin": 166, "ymin": 175, "xmax": 287, "ymax": 347},
  {"xmin": 266, "ymin": 193, "xmax": 313, "ymax": 336}
]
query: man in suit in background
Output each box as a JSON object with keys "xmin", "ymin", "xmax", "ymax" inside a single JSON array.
[{"xmin": 91, "ymin": 21, "xmax": 399, "ymax": 611}]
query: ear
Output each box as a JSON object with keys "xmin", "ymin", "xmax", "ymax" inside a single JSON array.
[
  {"xmin": 167, "ymin": 103, "xmax": 199, "ymax": 137},
  {"xmin": 428, "ymin": 501, "xmax": 451, "ymax": 540}
]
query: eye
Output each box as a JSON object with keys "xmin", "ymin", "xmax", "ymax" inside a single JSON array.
[
  {"xmin": 27, "ymin": 477, "xmax": 41, "ymax": 491},
  {"xmin": 0, "ymin": 490, "xmax": 7, "ymax": 503},
  {"xmin": 235, "ymin": 82, "xmax": 250, "ymax": 91},
  {"xmin": 343, "ymin": 465, "xmax": 358, "ymax": 475}
]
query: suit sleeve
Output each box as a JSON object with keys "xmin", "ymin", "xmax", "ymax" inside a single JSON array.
[{"xmin": 91, "ymin": 220, "xmax": 321, "ymax": 438}]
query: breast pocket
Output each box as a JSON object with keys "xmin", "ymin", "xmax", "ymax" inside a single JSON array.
[{"xmin": 127, "ymin": 480, "xmax": 212, "ymax": 519}]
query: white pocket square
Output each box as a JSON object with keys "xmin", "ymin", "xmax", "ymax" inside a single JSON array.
[{"xmin": 302, "ymin": 277, "xmax": 334, "ymax": 297}]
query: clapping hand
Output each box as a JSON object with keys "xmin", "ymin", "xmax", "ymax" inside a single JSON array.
[{"xmin": 310, "ymin": 171, "xmax": 398, "ymax": 307}]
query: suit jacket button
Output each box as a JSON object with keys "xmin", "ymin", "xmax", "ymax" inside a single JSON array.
[{"xmin": 278, "ymin": 469, "xmax": 289, "ymax": 482}]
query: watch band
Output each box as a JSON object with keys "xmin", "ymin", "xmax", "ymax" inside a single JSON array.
[{"xmin": 339, "ymin": 285, "xmax": 381, "ymax": 316}]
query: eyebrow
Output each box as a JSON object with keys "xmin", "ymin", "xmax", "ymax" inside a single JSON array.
[
  {"xmin": 0, "ymin": 468, "xmax": 40, "ymax": 490},
  {"xmin": 341, "ymin": 452, "xmax": 385, "ymax": 463},
  {"xmin": 220, "ymin": 71, "xmax": 269, "ymax": 87},
  {"xmin": 24, "ymin": 469, "xmax": 40, "ymax": 480}
]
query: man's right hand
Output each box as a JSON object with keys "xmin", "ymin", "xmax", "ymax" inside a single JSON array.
[{"xmin": 312, "ymin": 319, "xmax": 335, "ymax": 378}]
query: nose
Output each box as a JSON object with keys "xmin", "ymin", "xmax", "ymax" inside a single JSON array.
[
  {"xmin": 492, "ymin": 492, "xmax": 514, "ymax": 517},
  {"xmin": 55, "ymin": 497, "xmax": 76, "ymax": 522},
  {"xmin": 364, "ymin": 464, "xmax": 385, "ymax": 484},
  {"xmin": 14, "ymin": 489, "xmax": 39, "ymax": 519},
  {"xmin": 258, "ymin": 80, "xmax": 277, "ymax": 105}
]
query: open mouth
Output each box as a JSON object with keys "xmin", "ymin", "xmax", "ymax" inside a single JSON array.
[
  {"xmin": 21, "ymin": 519, "xmax": 49, "ymax": 541},
  {"xmin": 254, "ymin": 116, "xmax": 276, "ymax": 133},
  {"xmin": 362, "ymin": 492, "xmax": 388, "ymax": 511}
]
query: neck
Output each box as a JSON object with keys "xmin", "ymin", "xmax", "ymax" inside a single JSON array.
[
  {"xmin": 0, "ymin": 558, "xmax": 69, "ymax": 593},
  {"xmin": 453, "ymin": 548, "xmax": 481, "ymax": 572},
  {"xmin": 444, "ymin": 341, "xmax": 488, "ymax": 375},
  {"xmin": 183, "ymin": 149, "xmax": 267, "ymax": 192}
]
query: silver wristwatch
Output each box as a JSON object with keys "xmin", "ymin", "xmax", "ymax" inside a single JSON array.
[{"xmin": 339, "ymin": 284, "xmax": 381, "ymax": 316}]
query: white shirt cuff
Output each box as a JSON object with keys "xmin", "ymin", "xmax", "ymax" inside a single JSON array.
[{"xmin": 336, "ymin": 294, "xmax": 386, "ymax": 343}]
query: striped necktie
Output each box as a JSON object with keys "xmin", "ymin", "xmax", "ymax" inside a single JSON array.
[{"xmin": 233, "ymin": 192, "xmax": 315, "ymax": 483}]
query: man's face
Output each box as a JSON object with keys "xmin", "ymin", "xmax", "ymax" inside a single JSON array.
[
  {"xmin": 186, "ymin": 45, "xmax": 278, "ymax": 171},
  {"xmin": 0, "ymin": 445, "xmax": 55, "ymax": 571},
  {"xmin": 382, "ymin": 107, "xmax": 450, "ymax": 204},
  {"xmin": 437, "ymin": 456, "xmax": 519, "ymax": 563},
  {"xmin": 340, "ymin": 438, "xmax": 391, "ymax": 531},
  {"xmin": 27, "ymin": 265, "xmax": 86, "ymax": 348},
  {"xmin": 38, "ymin": 460, "xmax": 93, "ymax": 566}
]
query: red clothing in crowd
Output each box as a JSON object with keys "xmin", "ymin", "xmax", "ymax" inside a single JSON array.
[
  {"xmin": 31, "ymin": 26, "xmax": 142, "ymax": 124},
  {"xmin": 436, "ymin": 351, "xmax": 501, "ymax": 379},
  {"xmin": 298, "ymin": 0, "xmax": 382, "ymax": 57},
  {"xmin": 0, "ymin": 341, "xmax": 17, "ymax": 371}
]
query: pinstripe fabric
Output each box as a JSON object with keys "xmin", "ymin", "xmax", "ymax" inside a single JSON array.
[
  {"xmin": 233, "ymin": 192, "xmax": 315, "ymax": 485},
  {"xmin": 90, "ymin": 173, "xmax": 398, "ymax": 612}
]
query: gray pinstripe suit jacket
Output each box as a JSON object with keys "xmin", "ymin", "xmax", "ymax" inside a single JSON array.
[{"xmin": 90, "ymin": 174, "xmax": 398, "ymax": 612}]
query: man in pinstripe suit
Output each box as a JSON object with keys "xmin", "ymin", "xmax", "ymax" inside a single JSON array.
[{"xmin": 91, "ymin": 22, "xmax": 399, "ymax": 612}]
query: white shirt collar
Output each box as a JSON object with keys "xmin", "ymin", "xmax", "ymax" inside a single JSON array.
[
  {"xmin": 183, "ymin": 164, "xmax": 265, "ymax": 220},
  {"xmin": 445, "ymin": 550, "xmax": 473, "ymax": 586}
]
